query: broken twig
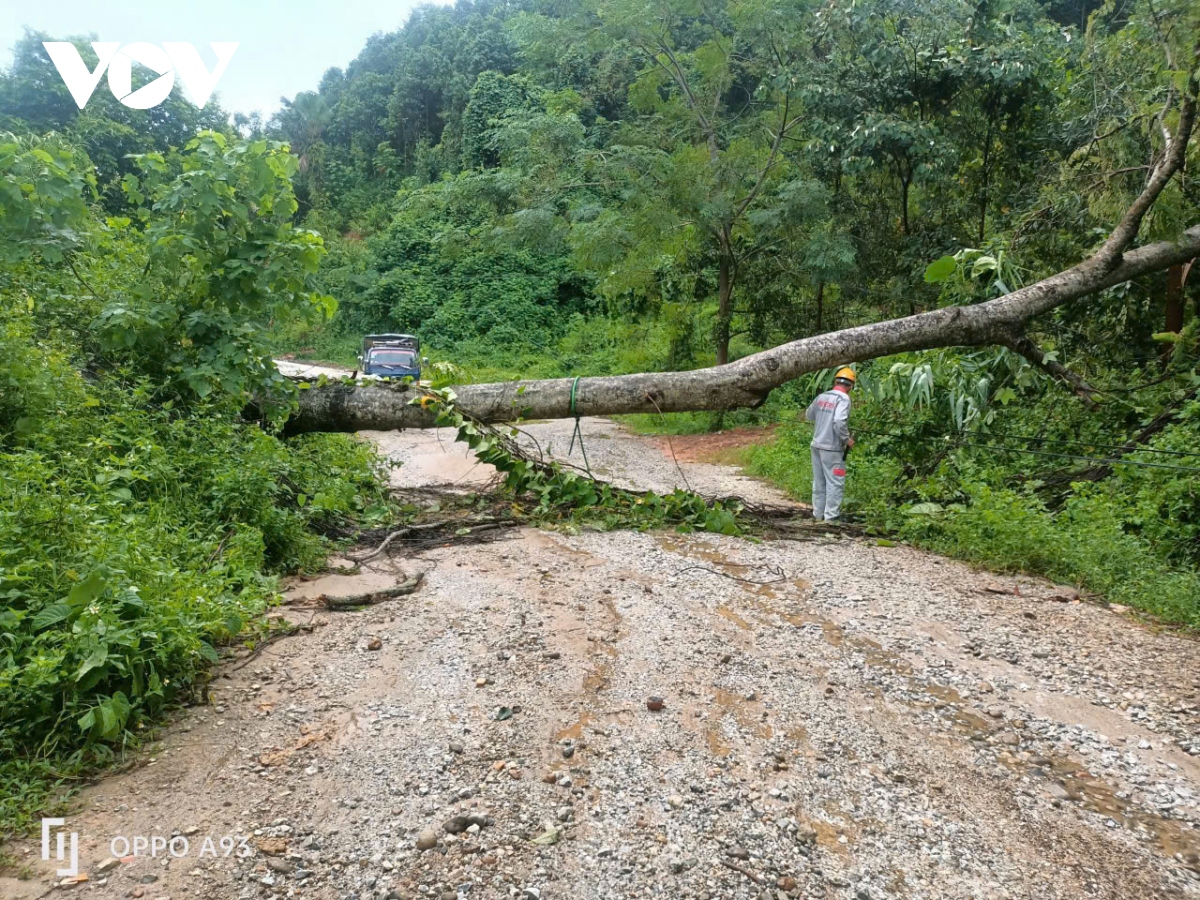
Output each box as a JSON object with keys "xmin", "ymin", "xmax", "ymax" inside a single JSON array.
[{"xmin": 720, "ymin": 858, "xmax": 764, "ymax": 885}]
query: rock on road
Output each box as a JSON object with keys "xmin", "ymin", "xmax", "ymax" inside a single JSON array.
[{"xmin": 5, "ymin": 396, "xmax": 1199, "ymax": 900}]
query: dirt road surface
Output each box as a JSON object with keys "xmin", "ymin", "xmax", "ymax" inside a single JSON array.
[{"xmin": 5, "ymin": 403, "xmax": 1199, "ymax": 900}]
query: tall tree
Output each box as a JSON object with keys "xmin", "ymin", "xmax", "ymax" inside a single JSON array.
[{"xmin": 566, "ymin": 0, "xmax": 811, "ymax": 364}]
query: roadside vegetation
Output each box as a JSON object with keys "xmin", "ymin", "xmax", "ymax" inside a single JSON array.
[{"xmin": 0, "ymin": 129, "xmax": 398, "ymax": 836}]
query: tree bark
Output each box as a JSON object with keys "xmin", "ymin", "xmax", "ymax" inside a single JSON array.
[
  {"xmin": 1163, "ymin": 262, "xmax": 1186, "ymax": 364},
  {"xmin": 283, "ymin": 225, "xmax": 1200, "ymax": 436}
]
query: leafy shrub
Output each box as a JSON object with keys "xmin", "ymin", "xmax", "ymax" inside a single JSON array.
[{"xmin": 742, "ymin": 386, "xmax": 1200, "ymax": 629}]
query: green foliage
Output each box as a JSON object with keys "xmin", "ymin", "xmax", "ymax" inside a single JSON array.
[
  {"xmin": 422, "ymin": 387, "xmax": 743, "ymax": 535},
  {"xmin": 0, "ymin": 133, "xmax": 96, "ymax": 263},
  {"xmin": 97, "ymin": 133, "xmax": 335, "ymax": 414},
  {"xmin": 0, "ymin": 368, "xmax": 392, "ymax": 836},
  {"xmin": 0, "ymin": 122, "xmax": 392, "ymax": 836},
  {"xmin": 0, "ymin": 31, "xmax": 231, "ymax": 211}
]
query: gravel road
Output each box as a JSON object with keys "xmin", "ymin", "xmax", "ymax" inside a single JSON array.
[{"xmin": 5, "ymin": 405, "xmax": 1199, "ymax": 900}]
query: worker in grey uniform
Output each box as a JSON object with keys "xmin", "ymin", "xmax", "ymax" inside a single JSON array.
[{"xmin": 805, "ymin": 366, "xmax": 856, "ymax": 522}]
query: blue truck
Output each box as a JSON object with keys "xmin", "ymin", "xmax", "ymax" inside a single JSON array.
[{"xmin": 358, "ymin": 334, "xmax": 428, "ymax": 381}]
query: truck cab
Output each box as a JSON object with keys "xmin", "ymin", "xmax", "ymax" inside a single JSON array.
[{"xmin": 358, "ymin": 334, "xmax": 428, "ymax": 381}]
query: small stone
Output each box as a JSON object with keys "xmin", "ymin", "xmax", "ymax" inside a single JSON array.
[
  {"xmin": 366, "ymin": 637, "xmax": 382, "ymax": 651},
  {"xmin": 416, "ymin": 828, "xmax": 438, "ymax": 851},
  {"xmin": 476, "ymin": 677, "xmax": 487, "ymax": 688},
  {"xmin": 449, "ymin": 742, "xmax": 464, "ymax": 754},
  {"xmin": 96, "ymin": 857, "xmax": 120, "ymax": 873},
  {"xmin": 444, "ymin": 815, "xmax": 470, "ymax": 834},
  {"xmin": 726, "ymin": 846, "xmax": 749, "ymax": 860},
  {"xmin": 668, "ymin": 794, "xmax": 684, "ymax": 809}
]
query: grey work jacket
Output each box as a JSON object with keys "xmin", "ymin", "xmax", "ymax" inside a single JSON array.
[{"xmin": 805, "ymin": 389, "xmax": 851, "ymax": 451}]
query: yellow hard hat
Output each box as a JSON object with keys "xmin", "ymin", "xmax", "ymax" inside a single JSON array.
[{"xmin": 834, "ymin": 366, "xmax": 857, "ymax": 384}]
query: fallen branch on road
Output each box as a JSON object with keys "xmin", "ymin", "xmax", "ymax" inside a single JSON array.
[
  {"xmin": 320, "ymin": 573, "xmax": 424, "ymax": 609},
  {"xmin": 347, "ymin": 515, "xmax": 508, "ymax": 562}
]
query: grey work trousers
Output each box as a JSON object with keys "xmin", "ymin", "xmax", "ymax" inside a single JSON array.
[{"xmin": 811, "ymin": 446, "xmax": 847, "ymax": 521}]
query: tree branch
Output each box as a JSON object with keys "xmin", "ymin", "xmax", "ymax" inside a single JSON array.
[
  {"xmin": 1095, "ymin": 40, "xmax": 1198, "ymax": 267},
  {"xmin": 995, "ymin": 330, "xmax": 1101, "ymax": 406}
]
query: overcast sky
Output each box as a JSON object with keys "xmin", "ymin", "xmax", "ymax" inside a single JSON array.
[{"xmin": 0, "ymin": 0, "xmax": 453, "ymax": 118}]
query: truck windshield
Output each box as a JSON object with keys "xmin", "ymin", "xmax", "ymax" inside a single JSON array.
[{"xmin": 370, "ymin": 350, "xmax": 416, "ymax": 366}]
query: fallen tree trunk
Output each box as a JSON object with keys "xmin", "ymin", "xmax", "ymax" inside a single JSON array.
[
  {"xmin": 285, "ymin": 227, "xmax": 1199, "ymax": 435},
  {"xmin": 283, "ymin": 62, "xmax": 1197, "ymax": 437}
]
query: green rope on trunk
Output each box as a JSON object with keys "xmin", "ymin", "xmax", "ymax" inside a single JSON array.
[{"xmin": 567, "ymin": 376, "xmax": 592, "ymax": 476}]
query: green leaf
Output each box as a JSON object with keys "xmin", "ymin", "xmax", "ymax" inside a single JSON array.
[
  {"xmin": 907, "ymin": 502, "xmax": 944, "ymax": 516},
  {"xmin": 924, "ymin": 256, "xmax": 957, "ymax": 283},
  {"xmin": 31, "ymin": 602, "xmax": 74, "ymax": 630},
  {"xmin": 970, "ymin": 255, "xmax": 999, "ymax": 278},
  {"xmin": 68, "ymin": 569, "xmax": 107, "ymax": 606},
  {"xmin": 76, "ymin": 646, "xmax": 109, "ymax": 682}
]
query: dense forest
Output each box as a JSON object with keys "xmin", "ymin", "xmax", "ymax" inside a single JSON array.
[{"xmin": 1, "ymin": 0, "xmax": 1198, "ymax": 838}]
